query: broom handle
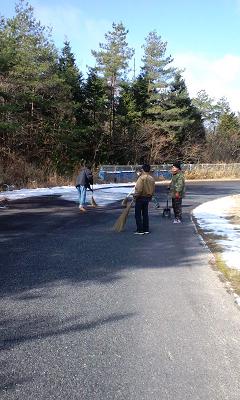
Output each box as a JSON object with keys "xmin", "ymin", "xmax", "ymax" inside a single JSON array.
[
  {"xmin": 126, "ymin": 188, "xmax": 135, "ymax": 197},
  {"xmin": 166, "ymin": 191, "xmax": 169, "ymax": 207}
]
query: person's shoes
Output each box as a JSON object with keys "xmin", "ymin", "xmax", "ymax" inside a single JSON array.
[
  {"xmin": 144, "ymin": 231, "xmax": 150, "ymax": 234},
  {"xmin": 173, "ymin": 218, "xmax": 181, "ymax": 224},
  {"xmin": 134, "ymin": 231, "xmax": 145, "ymax": 235},
  {"xmin": 79, "ymin": 206, "xmax": 87, "ymax": 212}
]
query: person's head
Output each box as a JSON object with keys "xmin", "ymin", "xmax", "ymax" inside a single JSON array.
[
  {"xmin": 171, "ymin": 161, "xmax": 181, "ymax": 174},
  {"xmin": 141, "ymin": 164, "xmax": 151, "ymax": 173},
  {"xmin": 135, "ymin": 167, "xmax": 142, "ymax": 177}
]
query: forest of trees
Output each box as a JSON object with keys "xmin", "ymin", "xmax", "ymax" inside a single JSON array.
[{"xmin": 1, "ymin": 1, "xmax": 240, "ymax": 184}]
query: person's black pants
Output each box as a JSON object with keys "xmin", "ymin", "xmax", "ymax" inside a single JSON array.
[
  {"xmin": 172, "ymin": 198, "xmax": 182, "ymax": 220},
  {"xmin": 135, "ymin": 197, "xmax": 150, "ymax": 232}
]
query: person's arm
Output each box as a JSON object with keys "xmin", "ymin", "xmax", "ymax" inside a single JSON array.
[
  {"xmin": 134, "ymin": 177, "xmax": 143, "ymax": 198},
  {"xmin": 85, "ymin": 169, "xmax": 93, "ymax": 189},
  {"xmin": 86, "ymin": 170, "xmax": 93, "ymax": 185},
  {"xmin": 175, "ymin": 175, "xmax": 184, "ymax": 198},
  {"xmin": 75, "ymin": 172, "xmax": 83, "ymax": 188}
]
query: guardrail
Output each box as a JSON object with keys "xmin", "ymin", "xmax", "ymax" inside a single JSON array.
[
  {"xmin": 98, "ymin": 164, "xmax": 240, "ymax": 183},
  {"xmin": 99, "ymin": 165, "xmax": 172, "ymax": 182}
]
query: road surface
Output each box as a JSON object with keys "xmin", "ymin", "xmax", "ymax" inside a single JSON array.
[{"xmin": 0, "ymin": 181, "xmax": 240, "ymax": 399}]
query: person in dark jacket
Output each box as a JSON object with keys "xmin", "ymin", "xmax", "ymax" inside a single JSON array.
[
  {"xmin": 169, "ymin": 161, "xmax": 185, "ymax": 223},
  {"xmin": 75, "ymin": 165, "xmax": 93, "ymax": 211}
]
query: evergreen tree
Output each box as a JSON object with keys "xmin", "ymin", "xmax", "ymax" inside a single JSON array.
[
  {"xmin": 216, "ymin": 111, "xmax": 240, "ymax": 135},
  {"xmin": 206, "ymin": 111, "xmax": 240, "ymax": 162},
  {"xmin": 114, "ymin": 80, "xmax": 141, "ymax": 163},
  {"xmin": 132, "ymin": 74, "xmax": 149, "ymax": 116},
  {"xmin": 163, "ymin": 73, "xmax": 205, "ymax": 144},
  {"xmin": 58, "ymin": 41, "xmax": 84, "ymax": 103},
  {"xmin": 192, "ymin": 90, "xmax": 220, "ymax": 131},
  {"xmin": 83, "ymin": 69, "xmax": 109, "ymax": 163},
  {"xmin": 91, "ymin": 22, "xmax": 134, "ymax": 141},
  {"xmin": 84, "ymin": 69, "xmax": 107, "ymax": 124},
  {"xmin": 141, "ymin": 31, "xmax": 174, "ymax": 95},
  {"xmin": 0, "ymin": 0, "xmax": 73, "ymax": 172}
]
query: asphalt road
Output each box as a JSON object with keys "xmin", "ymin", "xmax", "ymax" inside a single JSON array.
[{"xmin": 0, "ymin": 181, "xmax": 240, "ymax": 400}]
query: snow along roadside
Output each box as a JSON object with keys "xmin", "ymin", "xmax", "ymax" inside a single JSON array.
[
  {"xmin": 0, "ymin": 183, "xmax": 135, "ymax": 207},
  {"xmin": 193, "ymin": 195, "xmax": 240, "ymax": 306}
]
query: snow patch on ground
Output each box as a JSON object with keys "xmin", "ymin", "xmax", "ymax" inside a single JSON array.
[
  {"xmin": 0, "ymin": 183, "xmax": 135, "ymax": 207},
  {"xmin": 193, "ymin": 195, "xmax": 240, "ymax": 271}
]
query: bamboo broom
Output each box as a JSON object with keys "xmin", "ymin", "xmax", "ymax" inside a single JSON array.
[
  {"xmin": 113, "ymin": 200, "xmax": 134, "ymax": 232},
  {"xmin": 91, "ymin": 186, "xmax": 98, "ymax": 207},
  {"xmin": 121, "ymin": 188, "xmax": 134, "ymax": 207},
  {"xmin": 121, "ymin": 197, "xmax": 129, "ymax": 207}
]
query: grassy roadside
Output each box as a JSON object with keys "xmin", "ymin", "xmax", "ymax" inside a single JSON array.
[
  {"xmin": 213, "ymin": 254, "xmax": 240, "ymax": 296},
  {"xmin": 184, "ymin": 167, "xmax": 240, "ymax": 180},
  {"xmin": 192, "ymin": 196, "xmax": 240, "ymax": 297}
]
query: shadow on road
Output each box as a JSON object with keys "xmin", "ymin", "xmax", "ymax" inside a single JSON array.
[
  {"xmin": 0, "ymin": 312, "xmax": 135, "ymax": 350},
  {"xmin": 1, "ymin": 181, "xmax": 240, "ymax": 298}
]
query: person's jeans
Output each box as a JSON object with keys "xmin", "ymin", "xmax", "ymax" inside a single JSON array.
[
  {"xmin": 135, "ymin": 197, "xmax": 150, "ymax": 232},
  {"xmin": 76, "ymin": 185, "xmax": 87, "ymax": 206},
  {"xmin": 172, "ymin": 198, "xmax": 182, "ymax": 220}
]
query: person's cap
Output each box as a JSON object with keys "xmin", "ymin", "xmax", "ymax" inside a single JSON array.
[{"xmin": 172, "ymin": 161, "xmax": 181, "ymax": 170}]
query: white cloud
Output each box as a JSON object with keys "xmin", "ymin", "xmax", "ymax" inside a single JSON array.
[{"xmin": 174, "ymin": 52, "xmax": 240, "ymax": 113}]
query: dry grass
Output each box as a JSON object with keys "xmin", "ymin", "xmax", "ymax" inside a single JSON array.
[
  {"xmin": 0, "ymin": 156, "xmax": 72, "ymax": 190},
  {"xmin": 0, "ymin": 158, "xmax": 101, "ymax": 190},
  {"xmin": 2, "ymin": 160, "xmax": 240, "ymax": 191},
  {"xmin": 185, "ymin": 164, "xmax": 240, "ymax": 180},
  {"xmin": 213, "ymin": 254, "xmax": 240, "ymax": 296},
  {"xmin": 186, "ymin": 171, "xmax": 240, "ymax": 180}
]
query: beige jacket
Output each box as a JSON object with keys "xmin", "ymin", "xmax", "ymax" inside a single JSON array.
[{"xmin": 134, "ymin": 173, "xmax": 155, "ymax": 198}]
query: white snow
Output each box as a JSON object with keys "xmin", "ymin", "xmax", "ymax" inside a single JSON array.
[
  {"xmin": 193, "ymin": 195, "xmax": 240, "ymax": 271},
  {"xmin": 0, "ymin": 183, "xmax": 135, "ymax": 207}
]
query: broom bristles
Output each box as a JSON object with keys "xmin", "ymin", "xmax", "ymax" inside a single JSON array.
[
  {"xmin": 91, "ymin": 195, "xmax": 97, "ymax": 207},
  {"xmin": 121, "ymin": 197, "xmax": 128, "ymax": 207},
  {"xmin": 113, "ymin": 201, "xmax": 133, "ymax": 232}
]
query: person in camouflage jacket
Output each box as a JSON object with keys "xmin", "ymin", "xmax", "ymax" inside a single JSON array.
[{"xmin": 169, "ymin": 161, "xmax": 185, "ymax": 223}]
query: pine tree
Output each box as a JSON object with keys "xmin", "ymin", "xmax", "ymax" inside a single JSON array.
[
  {"xmin": 216, "ymin": 111, "xmax": 240, "ymax": 135},
  {"xmin": 91, "ymin": 22, "xmax": 134, "ymax": 141},
  {"xmin": 132, "ymin": 74, "xmax": 149, "ymax": 116},
  {"xmin": 163, "ymin": 73, "xmax": 205, "ymax": 143},
  {"xmin": 192, "ymin": 90, "xmax": 220, "ymax": 132},
  {"xmin": 141, "ymin": 31, "xmax": 174, "ymax": 95},
  {"xmin": 58, "ymin": 41, "xmax": 84, "ymax": 103},
  {"xmin": 83, "ymin": 69, "xmax": 109, "ymax": 163}
]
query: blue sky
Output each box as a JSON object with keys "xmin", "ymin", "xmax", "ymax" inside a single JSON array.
[{"xmin": 1, "ymin": 0, "xmax": 240, "ymax": 112}]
